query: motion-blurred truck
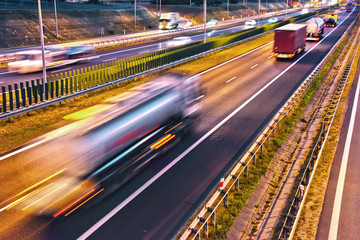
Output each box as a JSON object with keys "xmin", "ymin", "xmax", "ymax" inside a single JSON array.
[
  {"xmin": 19, "ymin": 74, "xmax": 202, "ymax": 217},
  {"xmin": 325, "ymin": 13, "xmax": 337, "ymax": 27},
  {"xmin": 159, "ymin": 12, "xmax": 179, "ymax": 30},
  {"xmin": 306, "ymin": 17, "xmax": 325, "ymax": 41},
  {"xmin": 273, "ymin": 23, "xmax": 307, "ymax": 59}
]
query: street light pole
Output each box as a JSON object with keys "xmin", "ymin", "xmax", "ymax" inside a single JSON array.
[
  {"xmin": 204, "ymin": 0, "xmax": 207, "ymax": 43},
  {"xmin": 37, "ymin": 0, "xmax": 47, "ymax": 96},
  {"xmin": 160, "ymin": 0, "xmax": 161, "ymax": 17},
  {"xmin": 227, "ymin": 0, "xmax": 229, "ymax": 18},
  {"xmin": 258, "ymin": 0, "xmax": 260, "ymax": 28},
  {"xmin": 54, "ymin": 0, "xmax": 58, "ymax": 38},
  {"xmin": 285, "ymin": 0, "xmax": 288, "ymax": 19},
  {"xmin": 134, "ymin": 0, "xmax": 136, "ymax": 29}
]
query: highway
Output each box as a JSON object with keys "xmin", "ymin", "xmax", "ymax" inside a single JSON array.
[
  {"xmin": 0, "ymin": 6, "xmax": 355, "ymax": 240},
  {"xmin": 316, "ymin": 38, "xmax": 360, "ymax": 240},
  {"xmin": 0, "ymin": 10, "xmax": 313, "ymax": 90}
]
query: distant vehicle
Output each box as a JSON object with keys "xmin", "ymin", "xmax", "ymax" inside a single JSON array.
[
  {"xmin": 206, "ymin": 30, "xmax": 218, "ymax": 37},
  {"xmin": 301, "ymin": 8, "xmax": 309, "ymax": 14},
  {"xmin": 345, "ymin": 2, "xmax": 354, "ymax": 12},
  {"xmin": 65, "ymin": 0, "xmax": 89, "ymax": 3},
  {"xmin": 66, "ymin": 45, "xmax": 94, "ymax": 60},
  {"xmin": 273, "ymin": 23, "xmax": 307, "ymax": 59},
  {"xmin": 245, "ymin": 19, "xmax": 256, "ymax": 26},
  {"xmin": 166, "ymin": 36, "xmax": 192, "ymax": 48},
  {"xmin": 22, "ymin": 74, "xmax": 202, "ymax": 217},
  {"xmin": 325, "ymin": 17, "xmax": 336, "ymax": 27},
  {"xmin": 268, "ymin": 17, "xmax": 278, "ymax": 23},
  {"xmin": 306, "ymin": 17, "xmax": 325, "ymax": 41},
  {"xmin": 207, "ymin": 19, "xmax": 218, "ymax": 26},
  {"xmin": 159, "ymin": 12, "xmax": 179, "ymax": 30}
]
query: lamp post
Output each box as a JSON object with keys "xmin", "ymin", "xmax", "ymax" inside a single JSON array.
[
  {"xmin": 37, "ymin": 0, "xmax": 47, "ymax": 96},
  {"xmin": 204, "ymin": 0, "xmax": 207, "ymax": 43},
  {"xmin": 54, "ymin": 0, "xmax": 58, "ymax": 38},
  {"xmin": 227, "ymin": 0, "xmax": 229, "ymax": 18},
  {"xmin": 258, "ymin": 0, "xmax": 260, "ymax": 28},
  {"xmin": 134, "ymin": 0, "xmax": 136, "ymax": 29},
  {"xmin": 285, "ymin": 0, "xmax": 288, "ymax": 19}
]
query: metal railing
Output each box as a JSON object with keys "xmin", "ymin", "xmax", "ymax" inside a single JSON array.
[{"xmin": 277, "ymin": 15, "xmax": 360, "ymax": 240}]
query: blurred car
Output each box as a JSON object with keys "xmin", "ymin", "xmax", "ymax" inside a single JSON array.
[
  {"xmin": 8, "ymin": 50, "xmax": 46, "ymax": 74},
  {"xmin": 207, "ymin": 19, "xmax": 218, "ymax": 26},
  {"xmin": 268, "ymin": 17, "xmax": 278, "ymax": 23},
  {"xmin": 301, "ymin": 8, "xmax": 309, "ymax": 14},
  {"xmin": 166, "ymin": 37, "xmax": 192, "ymax": 48},
  {"xmin": 245, "ymin": 19, "xmax": 257, "ymax": 26},
  {"xmin": 66, "ymin": 45, "xmax": 94, "ymax": 59},
  {"xmin": 206, "ymin": 30, "xmax": 218, "ymax": 37},
  {"xmin": 45, "ymin": 46, "xmax": 68, "ymax": 61}
]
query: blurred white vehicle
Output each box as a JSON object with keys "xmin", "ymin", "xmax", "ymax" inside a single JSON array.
[
  {"xmin": 268, "ymin": 17, "xmax": 278, "ymax": 23},
  {"xmin": 245, "ymin": 19, "xmax": 257, "ymax": 26},
  {"xmin": 206, "ymin": 30, "xmax": 218, "ymax": 37},
  {"xmin": 66, "ymin": 45, "xmax": 94, "ymax": 60},
  {"xmin": 301, "ymin": 8, "xmax": 309, "ymax": 14},
  {"xmin": 207, "ymin": 19, "xmax": 218, "ymax": 26},
  {"xmin": 8, "ymin": 50, "xmax": 47, "ymax": 74},
  {"xmin": 166, "ymin": 37, "xmax": 192, "ymax": 48}
]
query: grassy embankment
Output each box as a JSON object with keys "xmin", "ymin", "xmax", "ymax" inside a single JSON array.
[{"xmin": 293, "ymin": 23, "xmax": 360, "ymax": 239}]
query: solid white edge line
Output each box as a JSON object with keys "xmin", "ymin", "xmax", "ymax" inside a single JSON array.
[
  {"xmin": 328, "ymin": 69, "xmax": 360, "ymax": 240},
  {"xmin": 0, "ymin": 139, "xmax": 47, "ymax": 162},
  {"xmin": 77, "ymin": 19, "xmax": 340, "ymax": 239}
]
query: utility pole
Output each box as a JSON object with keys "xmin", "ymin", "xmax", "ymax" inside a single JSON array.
[
  {"xmin": 258, "ymin": 0, "xmax": 260, "ymax": 28},
  {"xmin": 227, "ymin": 0, "xmax": 229, "ymax": 18},
  {"xmin": 134, "ymin": 0, "xmax": 136, "ymax": 29},
  {"xmin": 37, "ymin": 0, "xmax": 47, "ymax": 96},
  {"xmin": 204, "ymin": 0, "xmax": 207, "ymax": 43},
  {"xmin": 54, "ymin": 0, "xmax": 58, "ymax": 38}
]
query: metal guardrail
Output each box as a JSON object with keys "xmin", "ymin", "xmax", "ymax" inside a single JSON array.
[
  {"xmin": 277, "ymin": 13, "xmax": 360, "ymax": 240},
  {"xmin": 178, "ymin": 6, "xmax": 348, "ymax": 240}
]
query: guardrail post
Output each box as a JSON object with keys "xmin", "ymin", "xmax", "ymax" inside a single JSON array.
[
  {"xmin": 31, "ymin": 80, "xmax": 37, "ymax": 104},
  {"xmin": 55, "ymin": 80, "xmax": 59, "ymax": 98},
  {"xmin": 204, "ymin": 222, "xmax": 208, "ymax": 238},
  {"xmin": 8, "ymin": 85, "xmax": 13, "ymax": 111},
  {"xmin": 2, "ymin": 86, "xmax": 6, "ymax": 113},
  {"xmin": 251, "ymin": 152, "xmax": 256, "ymax": 164},
  {"xmin": 36, "ymin": 79, "xmax": 42, "ymax": 102},
  {"xmin": 235, "ymin": 178, "xmax": 239, "ymax": 191},
  {"xmin": 14, "ymin": 84, "xmax": 20, "ymax": 109},
  {"xmin": 45, "ymin": 82, "xmax": 49, "ymax": 100},
  {"xmin": 26, "ymin": 81, "xmax": 32, "ymax": 105},
  {"xmin": 20, "ymin": 82, "xmax": 26, "ymax": 107},
  {"xmin": 224, "ymin": 193, "xmax": 228, "ymax": 208},
  {"xmin": 195, "ymin": 233, "xmax": 200, "ymax": 240},
  {"xmin": 211, "ymin": 212, "xmax": 216, "ymax": 226}
]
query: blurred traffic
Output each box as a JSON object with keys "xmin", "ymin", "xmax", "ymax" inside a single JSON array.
[
  {"xmin": 0, "ymin": 74, "xmax": 202, "ymax": 218},
  {"xmin": 7, "ymin": 44, "xmax": 94, "ymax": 74}
]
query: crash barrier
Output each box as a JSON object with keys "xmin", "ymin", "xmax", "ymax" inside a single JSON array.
[
  {"xmin": 277, "ymin": 16, "xmax": 360, "ymax": 240},
  {"xmin": 179, "ymin": 7, "xmax": 355, "ymax": 240},
  {"xmin": 0, "ymin": 7, "xmax": 331, "ymax": 120}
]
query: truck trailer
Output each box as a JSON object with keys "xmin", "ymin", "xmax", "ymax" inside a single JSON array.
[
  {"xmin": 12, "ymin": 74, "xmax": 202, "ymax": 217},
  {"xmin": 273, "ymin": 23, "xmax": 307, "ymax": 59},
  {"xmin": 306, "ymin": 17, "xmax": 325, "ymax": 41},
  {"xmin": 159, "ymin": 12, "xmax": 179, "ymax": 30}
]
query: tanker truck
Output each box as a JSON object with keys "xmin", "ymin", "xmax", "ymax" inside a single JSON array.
[
  {"xmin": 306, "ymin": 17, "xmax": 325, "ymax": 41},
  {"xmin": 11, "ymin": 74, "xmax": 202, "ymax": 217},
  {"xmin": 273, "ymin": 23, "xmax": 307, "ymax": 59}
]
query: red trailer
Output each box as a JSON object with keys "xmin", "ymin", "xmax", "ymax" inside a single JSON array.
[{"xmin": 273, "ymin": 23, "xmax": 307, "ymax": 59}]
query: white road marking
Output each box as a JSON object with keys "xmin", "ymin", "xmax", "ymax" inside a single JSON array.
[
  {"xmin": 0, "ymin": 71, "xmax": 16, "ymax": 76},
  {"xmin": 51, "ymin": 68, "xmax": 71, "ymax": 74},
  {"xmin": 102, "ymin": 58, "xmax": 117, "ymax": 63},
  {"xmin": 250, "ymin": 64, "xmax": 258, "ymax": 69},
  {"xmin": 268, "ymin": 55, "xmax": 273, "ymax": 59},
  {"xmin": 328, "ymin": 72, "xmax": 360, "ymax": 240},
  {"xmin": 0, "ymin": 139, "xmax": 47, "ymax": 162},
  {"xmin": 226, "ymin": 76, "xmax": 237, "ymax": 83},
  {"xmin": 139, "ymin": 50, "xmax": 149, "ymax": 55},
  {"xmin": 88, "ymin": 56, "xmax": 100, "ymax": 60},
  {"xmin": 196, "ymin": 95, "xmax": 204, "ymax": 100},
  {"xmin": 78, "ymin": 22, "xmax": 335, "ymax": 239}
]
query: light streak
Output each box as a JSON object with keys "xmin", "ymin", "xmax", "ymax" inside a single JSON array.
[
  {"xmin": 65, "ymin": 188, "xmax": 104, "ymax": 217},
  {"xmin": 53, "ymin": 188, "xmax": 95, "ymax": 218}
]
